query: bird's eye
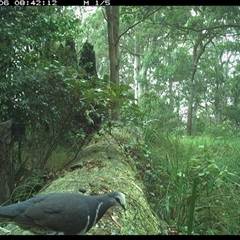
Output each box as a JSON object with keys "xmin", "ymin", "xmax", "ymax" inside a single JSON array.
[{"xmin": 115, "ymin": 197, "xmax": 120, "ymax": 203}]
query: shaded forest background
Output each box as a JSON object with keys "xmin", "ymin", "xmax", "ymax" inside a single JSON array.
[{"xmin": 1, "ymin": 6, "xmax": 240, "ymax": 235}]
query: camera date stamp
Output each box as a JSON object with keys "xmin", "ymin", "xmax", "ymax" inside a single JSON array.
[
  {"xmin": 0, "ymin": 0, "xmax": 57, "ymax": 5},
  {"xmin": 0, "ymin": 0, "xmax": 111, "ymax": 5}
]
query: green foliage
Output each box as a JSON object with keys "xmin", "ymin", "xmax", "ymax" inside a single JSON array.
[
  {"xmin": 187, "ymin": 177, "xmax": 198, "ymax": 235},
  {"xmin": 203, "ymin": 120, "xmax": 238, "ymax": 138},
  {"xmin": 0, "ymin": 6, "xmax": 139, "ymax": 172},
  {"xmin": 224, "ymin": 106, "xmax": 240, "ymax": 126},
  {"xmin": 1, "ymin": 6, "xmax": 240, "ymax": 234},
  {"xmin": 79, "ymin": 8, "xmax": 109, "ymax": 78},
  {"xmin": 138, "ymin": 91, "xmax": 183, "ymax": 133},
  {"xmin": 138, "ymin": 123, "xmax": 240, "ymax": 235},
  {"xmin": 81, "ymin": 5, "xmax": 240, "ymax": 135}
]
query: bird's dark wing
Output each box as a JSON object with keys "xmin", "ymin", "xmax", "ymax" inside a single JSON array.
[
  {"xmin": 23, "ymin": 193, "xmax": 91, "ymax": 234},
  {"xmin": 0, "ymin": 192, "xmax": 125, "ymax": 235},
  {"xmin": 0, "ymin": 195, "xmax": 45, "ymax": 220},
  {"xmin": 0, "ymin": 195, "xmax": 46, "ymax": 227}
]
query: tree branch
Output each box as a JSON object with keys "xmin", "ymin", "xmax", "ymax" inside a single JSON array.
[
  {"xmin": 176, "ymin": 24, "xmax": 240, "ymax": 33},
  {"xmin": 116, "ymin": 6, "xmax": 163, "ymax": 46}
]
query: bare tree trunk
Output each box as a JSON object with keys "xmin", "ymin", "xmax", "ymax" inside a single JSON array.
[
  {"xmin": 141, "ymin": 66, "xmax": 148, "ymax": 92},
  {"xmin": 186, "ymin": 32, "xmax": 216, "ymax": 135},
  {"xmin": 0, "ymin": 119, "xmax": 14, "ymax": 205},
  {"xmin": 186, "ymin": 66, "xmax": 196, "ymax": 136},
  {"xmin": 105, "ymin": 6, "xmax": 120, "ymax": 120},
  {"xmin": 134, "ymin": 43, "xmax": 142, "ymax": 104}
]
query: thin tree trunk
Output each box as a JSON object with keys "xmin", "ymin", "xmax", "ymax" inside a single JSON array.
[
  {"xmin": 134, "ymin": 43, "xmax": 141, "ymax": 104},
  {"xmin": 105, "ymin": 6, "xmax": 120, "ymax": 120},
  {"xmin": 186, "ymin": 66, "xmax": 196, "ymax": 136},
  {"xmin": 186, "ymin": 32, "xmax": 215, "ymax": 135}
]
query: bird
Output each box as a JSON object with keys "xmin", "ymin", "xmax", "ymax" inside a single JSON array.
[{"xmin": 0, "ymin": 191, "xmax": 126, "ymax": 235}]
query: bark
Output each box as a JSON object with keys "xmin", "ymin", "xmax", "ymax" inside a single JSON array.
[
  {"xmin": 186, "ymin": 32, "xmax": 216, "ymax": 135},
  {"xmin": 105, "ymin": 6, "xmax": 120, "ymax": 120},
  {"xmin": 186, "ymin": 66, "xmax": 196, "ymax": 136},
  {"xmin": 134, "ymin": 43, "xmax": 142, "ymax": 103},
  {"xmin": 0, "ymin": 119, "xmax": 14, "ymax": 205}
]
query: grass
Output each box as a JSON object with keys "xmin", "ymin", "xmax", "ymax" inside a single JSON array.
[
  {"xmin": 187, "ymin": 177, "xmax": 198, "ymax": 235},
  {"xmin": 44, "ymin": 147, "xmax": 73, "ymax": 171},
  {"xmin": 11, "ymin": 124, "xmax": 240, "ymax": 234},
  {"xmin": 20, "ymin": 144, "xmax": 77, "ymax": 173},
  {"xmin": 11, "ymin": 146, "xmax": 75, "ymax": 203},
  {"xmin": 140, "ymin": 126, "xmax": 240, "ymax": 235}
]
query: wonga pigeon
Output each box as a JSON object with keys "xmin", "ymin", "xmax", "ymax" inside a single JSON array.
[{"xmin": 0, "ymin": 191, "xmax": 126, "ymax": 235}]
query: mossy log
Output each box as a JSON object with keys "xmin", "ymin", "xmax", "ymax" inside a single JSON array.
[{"xmin": 1, "ymin": 128, "xmax": 168, "ymax": 235}]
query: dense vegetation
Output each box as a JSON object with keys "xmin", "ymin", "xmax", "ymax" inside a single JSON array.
[{"xmin": 1, "ymin": 6, "xmax": 240, "ymax": 235}]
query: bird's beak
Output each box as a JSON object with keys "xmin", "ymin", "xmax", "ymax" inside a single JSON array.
[{"xmin": 121, "ymin": 204, "xmax": 126, "ymax": 211}]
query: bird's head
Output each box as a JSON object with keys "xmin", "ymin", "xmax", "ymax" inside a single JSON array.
[{"xmin": 107, "ymin": 191, "xmax": 126, "ymax": 211}]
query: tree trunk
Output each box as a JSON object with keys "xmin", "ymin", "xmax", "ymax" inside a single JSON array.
[
  {"xmin": 186, "ymin": 66, "xmax": 196, "ymax": 136},
  {"xmin": 105, "ymin": 6, "xmax": 120, "ymax": 120},
  {"xmin": 186, "ymin": 32, "xmax": 215, "ymax": 135},
  {"xmin": 0, "ymin": 119, "xmax": 14, "ymax": 205},
  {"xmin": 134, "ymin": 43, "xmax": 142, "ymax": 104},
  {"xmin": 7, "ymin": 128, "xmax": 166, "ymax": 235}
]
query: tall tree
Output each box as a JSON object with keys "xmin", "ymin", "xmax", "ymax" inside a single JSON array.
[
  {"xmin": 163, "ymin": 6, "xmax": 240, "ymax": 135},
  {"xmin": 79, "ymin": 6, "xmax": 240, "ymax": 134},
  {"xmin": 186, "ymin": 30, "xmax": 217, "ymax": 135},
  {"xmin": 105, "ymin": 6, "xmax": 120, "ymax": 120}
]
